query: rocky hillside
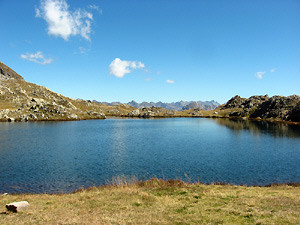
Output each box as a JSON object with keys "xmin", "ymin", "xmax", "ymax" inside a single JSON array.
[
  {"xmin": 0, "ymin": 61, "xmax": 136, "ymax": 121},
  {"xmin": 218, "ymin": 95, "xmax": 300, "ymax": 122}
]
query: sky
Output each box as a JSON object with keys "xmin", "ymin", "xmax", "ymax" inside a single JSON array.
[{"xmin": 0, "ymin": 0, "xmax": 299, "ymax": 104}]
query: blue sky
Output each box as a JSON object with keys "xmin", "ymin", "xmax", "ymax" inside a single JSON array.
[{"xmin": 0, "ymin": 0, "xmax": 299, "ymax": 104}]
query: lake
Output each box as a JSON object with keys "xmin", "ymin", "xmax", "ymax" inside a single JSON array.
[{"xmin": 0, "ymin": 118, "xmax": 299, "ymax": 193}]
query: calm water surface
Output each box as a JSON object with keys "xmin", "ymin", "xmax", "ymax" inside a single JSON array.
[{"xmin": 0, "ymin": 118, "xmax": 299, "ymax": 193}]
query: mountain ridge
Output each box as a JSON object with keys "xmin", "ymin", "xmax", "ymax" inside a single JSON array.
[{"xmin": 93, "ymin": 100, "xmax": 220, "ymax": 111}]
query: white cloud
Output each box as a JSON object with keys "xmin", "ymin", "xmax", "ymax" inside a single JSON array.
[
  {"xmin": 36, "ymin": 0, "xmax": 94, "ymax": 41},
  {"xmin": 144, "ymin": 78, "xmax": 152, "ymax": 82},
  {"xmin": 21, "ymin": 51, "xmax": 53, "ymax": 65},
  {"xmin": 255, "ymin": 71, "xmax": 265, "ymax": 79},
  {"xmin": 166, "ymin": 79, "xmax": 175, "ymax": 84},
  {"xmin": 270, "ymin": 68, "xmax": 277, "ymax": 73},
  {"xmin": 109, "ymin": 58, "xmax": 145, "ymax": 78}
]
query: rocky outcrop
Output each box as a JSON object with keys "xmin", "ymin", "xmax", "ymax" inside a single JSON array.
[
  {"xmin": 221, "ymin": 95, "xmax": 269, "ymax": 110},
  {"xmin": 250, "ymin": 95, "xmax": 300, "ymax": 121},
  {"xmin": 219, "ymin": 95, "xmax": 300, "ymax": 122}
]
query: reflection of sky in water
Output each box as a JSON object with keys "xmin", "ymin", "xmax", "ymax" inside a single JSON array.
[
  {"xmin": 110, "ymin": 120, "xmax": 128, "ymax": 173},
  {"xmin": 0, "ymin": 118, "xmax": 299, "ymax": 193}
]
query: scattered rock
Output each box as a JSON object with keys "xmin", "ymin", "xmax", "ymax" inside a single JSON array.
[
  {"xmin": 7, "ymin": 118, "xmax": 15, "ymax": 122},
  {"xmin": 69, "ymin": 113, "xmax": 79, "ymax": 120},
  {"xmin": 128, "ymin": 109, "xmax": 140, "ymax": 117},
  {"xmin": 29, "ymin": 113, "xmax": 37, "ymax": 120},
  {"xmin": 6, "ymin": 201, "xmax": 29, "ymax": 213}
]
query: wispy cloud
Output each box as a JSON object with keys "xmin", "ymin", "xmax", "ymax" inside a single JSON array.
[
  {"xmin": 76, "ymin": 46, "xmax": 90, "ymax": 55},
  {"xmin": 89, "ymin": 4, "xmax": 102, "ymax": 14},
  {"xmin": 36, "ymin": 0, "xmax": 94, "ymax": 41},
  {"xmin": 21, "ymin": 51, "xmax": 53, "ymax": 65},
  {"xmin": 166, "ymin": 79, "xmax": 175, "ymax": 84},
  {"xmin": 255, "ymin": 71, "xmax": 265, "ymax": 79},
  {"xmin": 144, "ymin": 78, "xmax": 152, "ymax": 82},
  {"xmin": 35, "ymin": 8, "xmax": 41, "ymax": 17},
  {"xmin": 109, "ymin": 58, "xmax": 145, "ymax": 78},
  {"xmin": 270, "ymin": 68, "xmax": 277, "ymax": 73}
]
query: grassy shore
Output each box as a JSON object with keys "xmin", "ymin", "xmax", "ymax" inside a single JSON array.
[{"xmin": 0, "ymin": 179, "xmax": 299, "ymax": 224}]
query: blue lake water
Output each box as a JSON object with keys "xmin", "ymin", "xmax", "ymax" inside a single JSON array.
[{"xmin": 0, "ymin": 118, "xmax": 299, "ymax": 193}]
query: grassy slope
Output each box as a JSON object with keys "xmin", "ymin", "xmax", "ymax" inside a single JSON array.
[{"xmin": 0, "ymin": 179, "xmax": 299, "ymax": 224}]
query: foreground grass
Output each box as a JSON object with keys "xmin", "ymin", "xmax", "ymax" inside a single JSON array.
[{"xmin": 0, "ymin": 179, "xmax": 299, "ymax": 224}]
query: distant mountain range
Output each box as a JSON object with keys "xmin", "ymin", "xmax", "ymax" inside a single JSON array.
[{"xmin": 93, "ymin": 100, "xmax": 220, "ymax": 111}]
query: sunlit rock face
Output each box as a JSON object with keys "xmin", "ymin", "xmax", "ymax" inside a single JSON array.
[{"xmin": 219, "ymin": 94, "xmax": 300, "ymax": 122}]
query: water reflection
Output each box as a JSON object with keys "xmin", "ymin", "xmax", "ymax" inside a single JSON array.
[
  {"xmin": 214, "ymin": 118, "xmax": 300, "ymax": 138},
  {"xmin": 110, "ymin": 120, "xmax": 128, "ymax": 173}
]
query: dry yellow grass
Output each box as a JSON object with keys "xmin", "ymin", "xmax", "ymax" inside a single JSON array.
[{"xmin": 0, "ymin": 179, "xmax": 299, "ymax": 224}]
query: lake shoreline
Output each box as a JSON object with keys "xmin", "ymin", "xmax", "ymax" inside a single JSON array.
[
  {"xmin": 2, "ymin": 179, "xmax": 300, "ymax": 195},
  {"xmin": 1, "ymin": 115, "xmax": 300, "ymax": 125}
]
